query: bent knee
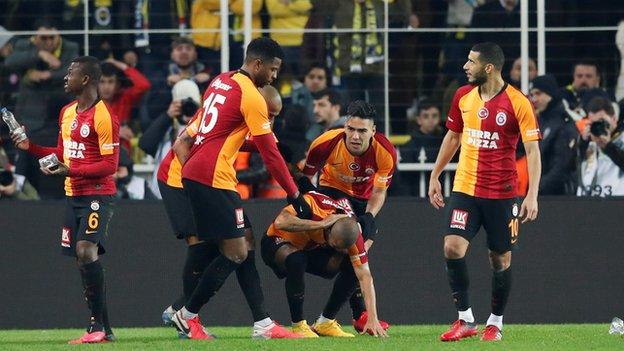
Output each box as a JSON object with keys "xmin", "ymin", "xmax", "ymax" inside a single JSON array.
[
  {"xmin": 443, "ymin": 238, "xmax": 468, "ymax": 259},
  {"xmin": 223, "ymin": 248, "xmax": 248, "ymax": 264}
]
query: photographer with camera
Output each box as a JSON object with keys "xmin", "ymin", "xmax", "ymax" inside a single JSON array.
[
  {"xmin": 139, "ymin": 79, "xmax": 201, "ymax": 199},
  {"xmin": 0, "ymin": 145, "xmax": 38, "ymax": 200},
  {"xmin": 577, "ymin": 96, "xmax": 624, "ymax": 196}
]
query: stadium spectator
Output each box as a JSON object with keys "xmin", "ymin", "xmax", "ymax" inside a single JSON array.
[
  {"xmin": 190, "ymin": 0, "xmax": 225, "ymax": 75},
  {"xmin": 261, "ymin": 192, "xmax": 388, "ymax": 337},
  {"xmin": 307, "ymin": 88, "xmax": 345, "ymax": 141},
  {"xmin": 509, "ymin": 57, "xmax": 537, "ymax": 89},
  {"xmin": 530, "ymin": 75, "xmax": 579, "ymax": 195},
  {"xmin": 139, "ymin": 79, "xmax": 201, "ymax": 199},
  {"xmin": 113, "ymin": 148, "xmax": 155, "ymax": 200},
  {"xmin": 0, "ymin": 25, "xmax": 17, "ymax": 110},
  {"xmin": 299, "ymin": 1, "xmax": 331, "ymax": 73},
  {"xmin": 560, "ymin": 61, "xmax": 607, "ymax": 117},
  {"xmin": 230, "ymin": 0, "xmax": 263, "ymax": 69},
  {"xmin": 276, "ymin": 104, "xmax": 311, "ymax": 171},
  {"xmin": 577, "ymin": 96, "xmax": 624, "ymax": 196},
  {"xmin": 329, "ymin": 0, "xmax": 405, "ymax": 129},
  {"xmin": 144, "ymin": 37, "xmax": 210, "ymax": 130},
  {"xmin": 266, "ymin": 0, "xmax": 312, "ymax": 78},
  {"xmin": 291, "ymin": 63, "xmax": 329, "ymax": 131},
  {"xmin": 400, "ymin": 100, "xmax": 444, "ymax": 196},
  {"xmin": 4, "ymin": 19, "xmax": 78, "ymax": 132},
  {"xmin": 99, "ymin": 58, "xmax": 151, "ymax": 154},
  {"xmin": 0, "ymin": 145, "xmax": 38, "ymax": 200}
]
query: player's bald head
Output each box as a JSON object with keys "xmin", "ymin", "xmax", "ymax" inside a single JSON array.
[
  {"xmin": 259, "ymin": 85, "xmax": 282, "ymax": 119},
  {"xmin": 329, "ymin": 217, "xmax": 359, "ymax": 250}
]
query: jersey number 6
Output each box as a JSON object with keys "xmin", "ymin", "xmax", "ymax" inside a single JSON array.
[{"xmin": 199, "ymin": 92, "xmax": 227, "ymax": 134}]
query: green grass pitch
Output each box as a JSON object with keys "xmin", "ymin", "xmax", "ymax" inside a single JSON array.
[{"xmin": 1, "ymin": 325, "xmax": 622, "ymax": 350}]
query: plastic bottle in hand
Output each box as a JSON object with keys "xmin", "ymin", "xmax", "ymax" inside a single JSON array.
[{"xmin": 1, "ymin": 108, "xmax": 27, "ymax": 143}]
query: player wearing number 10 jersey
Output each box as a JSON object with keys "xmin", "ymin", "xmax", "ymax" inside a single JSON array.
[
  {"xmin": 168, "ymin": 37, "xmax": 308, "ymax": 340},
  {"xmin": 428, "ymin": 43, "xmax": 541, "ymax": 342}
]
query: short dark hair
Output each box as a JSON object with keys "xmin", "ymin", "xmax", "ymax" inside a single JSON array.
[
  {"xmin": 586, "ymin": 96, "xmax": 615, "ymax": 116},
  {"xmin": 304, "ymin": 62, "xmax": 330, "ymax": 79},
  {"xmin": 283, "ymin": 104, "xmax": 310, "ymax": 133},
  {"xmin": 33, "ymin": 18, "xmax": 58, "ymax": 30},
  {"xmin": 72, "ymin": 56, "xmax": 102, "ymax": 85},
  {"xmin": 574, "ymin": 60, "xmax": 601, "ymax": 76},
  {"xmin": 418, "ymin": 99, "xmax": 440, "ymax": 115},
  {"xmin": 471, "ymin": 42, "xmax": 505, "ymax": 70},
  {"xmin": 346, "ymin": 100, "xmax": 376, "ymax": 121},
  {"xmin": 329, "ymin": 218, "xmax": 359, "ymax": 250},
  {"xmin": 245, "ymin": 37, "xmax": 284, "ymax": 63},
  {"xmin": 312, "ymin": 88, "xmax": 342, "ymax": 106},
  {"xmin": 171, "ymin": 36, "xmax": 195, "ymax": 49},
  {"xmin": 100, "ymin": 62, "xmax": 122, "ymax": 78}
]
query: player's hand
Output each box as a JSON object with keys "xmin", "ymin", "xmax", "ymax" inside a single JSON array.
[
  {"xmin": 320, "ymin": 213, "xmax": 349, "ymax": 228},
  {"xmin": 10, "ymin": 128, "xmax": 29, "ymax": 150},
  {"xmin": 358, "ymin": 212, "xmax": 378, "ymax": 239},
  {"xmin": 362, "ymin": 318, "xmax": 388, "ymax": 338},
  {"xmin": 40, "ymin": 163, "xmax": 69, "ymax": 176},
  {"xmin": 428, "ymin": 178, "xmax": 445, "ymax": 209},
  {"xmin": 519, "ymin": 196, "xmax": 538, "ymax": 223},
  {"xmin": 287, "ymin": 192, "xmax": 313, "ymax": 219}
]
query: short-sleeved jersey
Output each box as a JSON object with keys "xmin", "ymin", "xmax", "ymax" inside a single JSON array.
[
  {"xmin": 446, "ymin": 83, "xmax": 541, "ymax": 199},
  {"xmin": 182, "ymin": 71, "xmax": 273, "ymax": 191},
  {"xmin": 267, "ymin": 191, "xmax": 368, "ymax": 266},
  {"xmin": 303, "ymin": 129, "xmax": 397, "ymax": 200},
  {"xmin": 157, "ymin": 113, "xmax": 202, "ymax": 188},
  {"xmin": 60, "ymin": 100, "xmax": 120, "ymax": 196}
]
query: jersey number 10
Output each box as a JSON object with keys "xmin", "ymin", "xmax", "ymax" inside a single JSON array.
[{"xmin": 199, "ymin": 92, "xmax": 227, "ymax": 134}]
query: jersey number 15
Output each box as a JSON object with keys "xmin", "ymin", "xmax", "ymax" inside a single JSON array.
[{"xmin": 199, "ymin": 92, "xmax": 227, "ymax": 134}]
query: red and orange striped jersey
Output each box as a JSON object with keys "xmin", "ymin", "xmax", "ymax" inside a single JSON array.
[
  {"xmin": 303, "ymin": 129, "xmax": 397, "ymax": 200},
  {"xmin": 447, "ymin": 83, "xmax": 541, "ymax": 199},
  {"xmin": 182, "ymin": 71, "xmax": 273, "ymax": 191},
  {"xmin": 59, "ymin": 100, "xmax": 119, "ymax": 196},
  {"xmin": 157, "ymin": 114, "xmax": 202, "ymax": 188},
  {"xmin": 267, "ymin": 191, "xmax": 368, "ymax": 266}
]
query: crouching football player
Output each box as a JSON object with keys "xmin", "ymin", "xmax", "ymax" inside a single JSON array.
[{"xmin": 261, "ymin": 191, "xmax": 388, "ymax": 338}]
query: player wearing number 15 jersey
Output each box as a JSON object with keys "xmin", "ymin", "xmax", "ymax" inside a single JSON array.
[
  {"xmin": 169, "ymin": 37, "xmax": 308, "ymax": 340},
  {"xmin": 428, "ymin": 43, "xmax": 541, "ymax": 342}
]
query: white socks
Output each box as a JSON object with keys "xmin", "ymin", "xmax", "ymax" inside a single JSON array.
[
  {"xmin": 254, "ymin": 317, "xmax": 274, "ymax": 329},
  {"xmin": 458, "ymin": 308, "xmax": 475, "ymax": 323},
  {"xmin": 316, "ymin": 315, "xmax": 332, "ymax": 324},
  {"xmin": 180, "ymin": 307, "xmax": 197, "ymax": 320},
  {"xmin": 486, "ymin": 313, "xmax": 503, "ymax": 330}
]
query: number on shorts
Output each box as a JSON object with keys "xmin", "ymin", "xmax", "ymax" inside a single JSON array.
[
  {"xmin": 508, "ymin": 218, "xmax": 519, "ymax": 244},
  {"xmin": 88, "ymin": 212, "xmax": 100, "ymax": 230}
]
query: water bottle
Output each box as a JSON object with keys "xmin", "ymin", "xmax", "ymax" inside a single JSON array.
[
  {"xmin": 609, "ymin": 317, "xmax": 624, "ymax": 335},
  {"xmin": 1, "ymin": 108, "xmax": 27, "ymax": 143}
]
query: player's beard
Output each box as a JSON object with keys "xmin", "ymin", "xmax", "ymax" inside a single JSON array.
[{"xmin": 471, "ymin": 68, "xmax": 488, "ymax": 86}]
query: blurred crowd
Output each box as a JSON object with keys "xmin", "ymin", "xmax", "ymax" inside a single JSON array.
[{"xmin": 1, "ymin": 0, "xmax": 624, "ymax": 200}]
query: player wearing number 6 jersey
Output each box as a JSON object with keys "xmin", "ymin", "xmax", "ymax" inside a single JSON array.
[
  {"xmin": 427, "ymin": 43, "xmax": 541, "ymax": 342},
  {"xmin": 168, "ymin": 37, "xmax": 309, "ymax": 340},
  {"xmin": 11, "ymin": 56, "xmax": 119, "ymax": 344}
]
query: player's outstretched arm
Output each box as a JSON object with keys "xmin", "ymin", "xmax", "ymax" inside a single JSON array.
[
  {"xmin": 520, "ymin": 140, "xmax": 541, "ymax": 223},
  {"xmin": 353, "ymin": 263, "xmax": 388, "ymax": 337},
  {"xmin": 428, "ymin": 130, "xmax": 461, "ymax": 209}
]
